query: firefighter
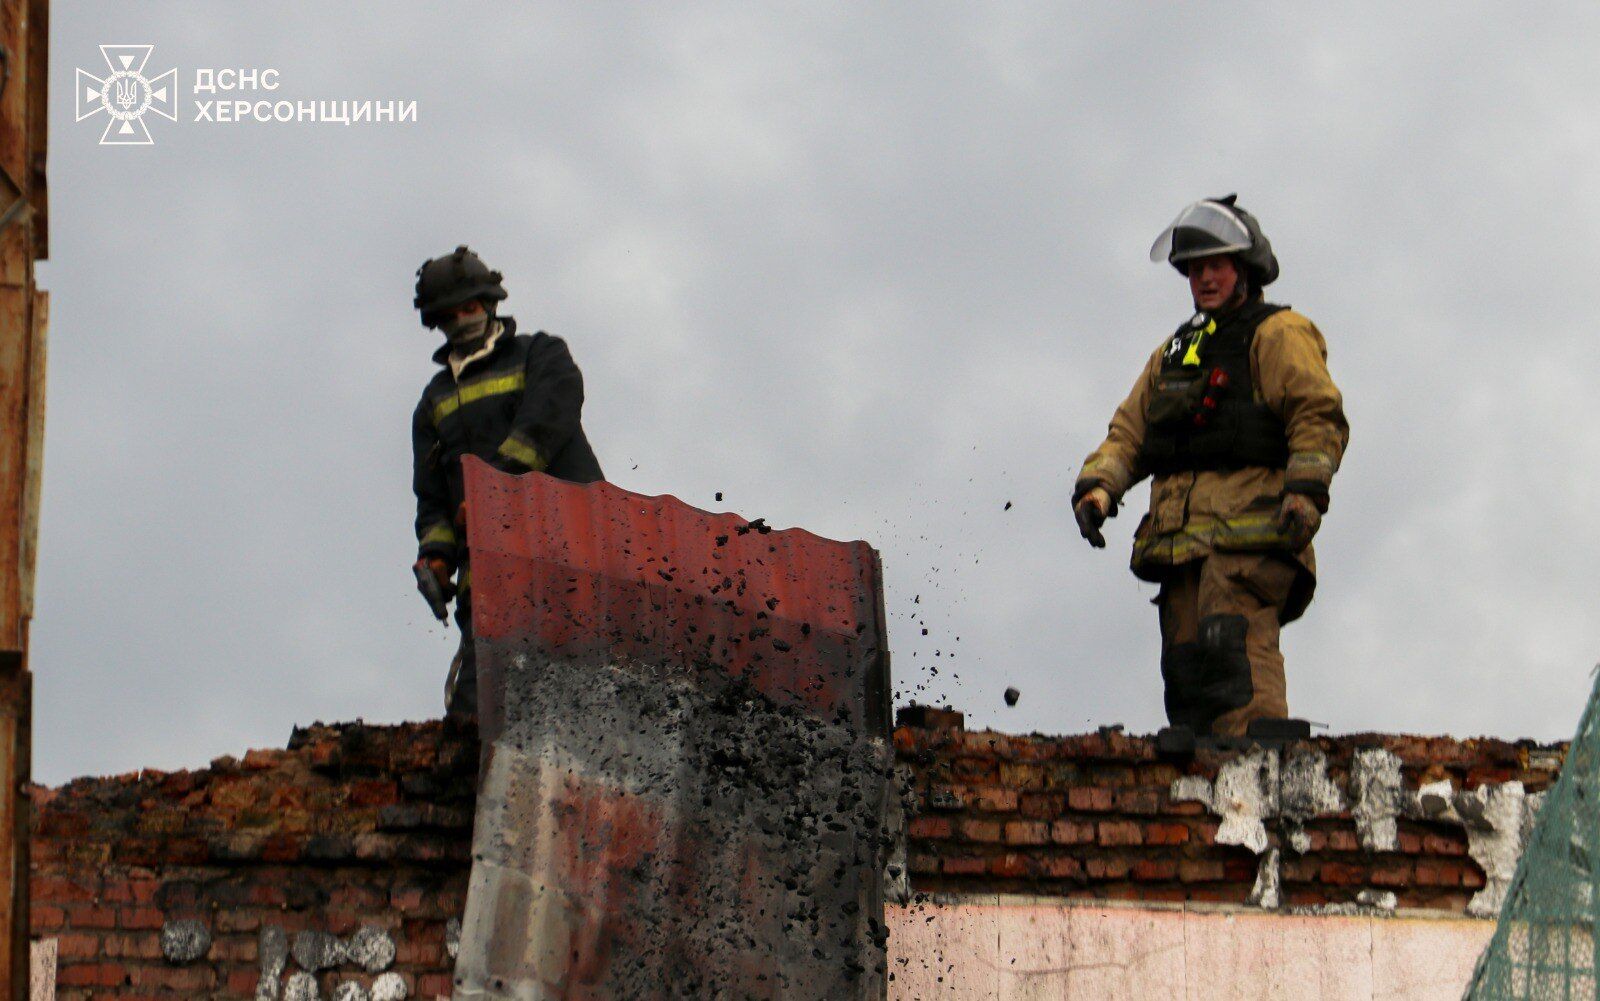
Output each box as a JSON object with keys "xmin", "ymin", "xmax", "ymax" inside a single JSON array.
[
  {"xmin": 1072, "ymin": 196, "xmax": 1348, "ymax": 740},
  {"xmin": 410, "ymin": 246, "xmax": 604, "ymax": 720}
]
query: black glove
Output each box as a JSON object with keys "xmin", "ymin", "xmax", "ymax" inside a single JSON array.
[{"xmin": 1073, "ymin": 490, "xmax": 1110, "ymax": 549}]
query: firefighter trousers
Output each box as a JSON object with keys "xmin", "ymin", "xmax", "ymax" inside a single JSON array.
[{"xmin": 1155, "ymin": 551, "xmax": 1298, "ymax": 736}]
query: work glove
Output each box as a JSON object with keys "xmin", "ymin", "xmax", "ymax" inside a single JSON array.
[
  {"xmin": 415, "ymin": 557, "xmax": 456, "ymax": 596},
  {"xmin": 1073, "ymin": 486, "xmax": 1112, "ymax": 549},
  {"xmin": 1277, "ymin": 492, "xmax": 1322, "ymax": 551}
]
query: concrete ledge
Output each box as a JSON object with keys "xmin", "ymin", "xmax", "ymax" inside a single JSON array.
[{"xmin": 886, "ymin": 897, "xmax": 1491, "ymax": 999}]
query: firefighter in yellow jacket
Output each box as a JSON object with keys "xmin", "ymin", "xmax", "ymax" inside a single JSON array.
[{"xmin": 1072, "ymin": 195, "xmax": 1348, "ymax": 740}]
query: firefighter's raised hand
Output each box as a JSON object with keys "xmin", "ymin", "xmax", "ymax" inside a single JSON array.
[
  {"xmin": 1277, "ymin": 492, "xmax": 1322, "ymax": 550},
  {"xmin": 1073, "ymin": 487, "xmax": 1111, "ymax": 549}
]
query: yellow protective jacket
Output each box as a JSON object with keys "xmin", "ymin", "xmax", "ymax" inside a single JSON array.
[{"xmin": 1075, "ymin": 302, "xmax": 1349, "ymax": 622}]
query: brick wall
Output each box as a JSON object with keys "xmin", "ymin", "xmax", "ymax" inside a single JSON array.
[
  {"xmin": 30, "ymin": 722, "xmax": 477, "ymax": 999},
  {"xmin": 27, "ymin": 712, "xmax": 1565, "ymax": 997},
  {"xmin": 895, "ymin": 706, "xmax": 1563, "ymax": 911}
]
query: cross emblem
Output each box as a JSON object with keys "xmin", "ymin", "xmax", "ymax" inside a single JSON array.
[{"xmin": 75, "ymin": 45, "xmax": 178, "ymax": 146}]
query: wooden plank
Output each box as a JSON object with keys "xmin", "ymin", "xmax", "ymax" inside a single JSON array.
[
  {"xmin": 0, "ymin": 0, "xmax": 25, "ymax": 193},
  {"xmin": 0, "ymin": 654, "xmax": 26, "ymax": 1001},
  {"xmin": 24, "ymin": 0, "xmax": 46, "ymax": 259},
  {"xmin": 20, "ymin": 290, "xmax": 42, "ymax": 622},
  {"xmin": 0, "ymin": 283, "xmax": 29, "ymax": 651}
]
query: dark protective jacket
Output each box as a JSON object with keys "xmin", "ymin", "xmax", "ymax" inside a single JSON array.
[
  {"xmin": 412, "ymin": 316, "xmax": 603, "ymax": 564},
  {"xmin": 1139, "ymin": 301, "xmax": 1291, "ymax": 476}
]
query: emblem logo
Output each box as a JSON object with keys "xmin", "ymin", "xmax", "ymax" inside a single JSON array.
[{"xmin": 76, "ymin": 45, "xmax": 178, "ymax": 146}]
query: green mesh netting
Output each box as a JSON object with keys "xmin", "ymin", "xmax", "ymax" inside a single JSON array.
[{"xmin": 1465, "ymin": 674, "xmax": 1594, "ymax": 1000}]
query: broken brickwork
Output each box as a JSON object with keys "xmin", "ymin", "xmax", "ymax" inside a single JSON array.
[
  {"xmin": 898, "ymin": 706, "xmax": 1563, "ymax": 913},
  {"xmin": 30, "ymin": 722, "xmax": 477, "ymax": 999},
  {"xmin": 25, "ymin": 712, "xmax": 1565, "ymax": 997}
]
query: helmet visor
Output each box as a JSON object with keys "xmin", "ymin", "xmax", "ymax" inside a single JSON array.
[{"xmin": 1149, "ymin": 200, "xmax": 1254, "ymax": 263}]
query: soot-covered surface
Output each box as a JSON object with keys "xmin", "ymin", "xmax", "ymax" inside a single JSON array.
[{"xmin": 453, "ymin": 459, "xmax": 893, "ymax": 1000}]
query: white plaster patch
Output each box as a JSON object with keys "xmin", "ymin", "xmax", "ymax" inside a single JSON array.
[
  {"xmin": 1247, "ymin": 847, "xmax": 1281, "ymax": 909},
  {"xmin": 332, "ymin": 983, "xmax": 370, "ymax": 1001},
  {"xmin": 1210, "ymin": 748, "xmax": 1278, "ymax": 854},
  {"xmin": 1279, "ymin": 748, "xmax": 1344, "ymax": 855},
  {"xmin": 444, "ymin": 917, "xmax": 461, "ymax": 961},
  {"xmin": 1351, "ymin": 748, "xmax": 1404, "ymax": 852},
  {"xmin": 344, "ymin": 926, "xmax": 396, "ymax": 974},
  {"xmin": 371, "ymin": 972, "xmax": 410, "ymax": 1000},
  {"xmin": 1170, "ymin": 774, "xmax": 1214, "ymax": 811},
  {"xmin": 159, "ymin": 919, "xmax": 211, "ymax": 964},
  {"xmin": 283, "ymin": 972, "xmax": 320, "ymax": 1001},
  {"xmin": 1456, "ymin": 781, "xmax": 1528, "ymax": 918}
]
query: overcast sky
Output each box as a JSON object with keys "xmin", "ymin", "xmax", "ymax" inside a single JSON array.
[{"xmin": 33, "ymin": 3, "xmax": 1600, "ymax": 783}]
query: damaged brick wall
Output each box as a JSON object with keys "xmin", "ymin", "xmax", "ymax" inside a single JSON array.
[
  {"xmin": 30, "ymin": 722, "xmax": 477, "ymax": 999},
  {"xmin": 897, "ymin": 706, "xmax": 1563, "ymax": 914},
  {"xmin": 26, "ymin": 712, "xmax": 1565, "ymax": 997}
]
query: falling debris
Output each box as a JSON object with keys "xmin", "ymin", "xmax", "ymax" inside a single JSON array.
[{"xmin": 1003, "ymin": 686, "xmax": 1020, "ymax": 706}]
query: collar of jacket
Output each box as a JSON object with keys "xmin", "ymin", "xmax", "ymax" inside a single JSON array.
[{"xmin": 433, "ymin": 315, "xmax": 519, "ymax": 375}]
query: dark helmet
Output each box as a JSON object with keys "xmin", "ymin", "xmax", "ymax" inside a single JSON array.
[
  {"xmin": 413, "ymin": 245, "xmax": 508, "ymax": 327},
  {"xmin": 1149, "ymin": 194, "xmax": 1280, "ymax": 287}
]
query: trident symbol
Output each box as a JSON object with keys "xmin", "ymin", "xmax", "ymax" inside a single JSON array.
[{"xmin": 115, "ymin": 77, "xmax": 138, "ymax": 109}]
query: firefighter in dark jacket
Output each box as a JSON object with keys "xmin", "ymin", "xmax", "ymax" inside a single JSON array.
[
  {"xmin": 1072, "ymin": 197, "xmax": 1348, "ymax": 741},
  {"xmin": 410, "ymin": 245, "xmax": 603, "ymax": 719}
]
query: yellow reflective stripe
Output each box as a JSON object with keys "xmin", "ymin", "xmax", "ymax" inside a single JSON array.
[
  {"xmin": 1133, "ymin": 512, "xmax": 1289, "ymax": 563},
  {"xmin": 431, "ymin": 371, "xmax": 527, "ymax": 425},
  {"xmin": 420, "ymin": 523, "xmax": 456, "ymax": 547},
  {"xmin": 1181, "ymin": 319, "xmax": 1216, "ymax": 367},
  {"xmin": 496, "ymin": 432, "xmax": 547, "ymax": 472}
]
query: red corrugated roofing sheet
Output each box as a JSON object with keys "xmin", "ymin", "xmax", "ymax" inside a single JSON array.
[{"xmin": 453, "ymin": 458, "xmax": 891, "ymax": 1000}]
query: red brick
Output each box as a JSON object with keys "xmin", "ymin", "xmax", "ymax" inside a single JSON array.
[
  {"xmin": 1132, "ymin": 859, "xmax": 1178, "ymax": 882},
  {"xmin": 1414, "ymin": 860, "xmax": 1461, "ymax": 887},
  {"xmin": 66, "ymin": 903, "xmax": 117, "ymax": 929},
  {"xmin": 907, "ymin": 816, "xmax": 953, "ymax": 841},
  {"xmin": 1325, "ymin": 829, "xmax": 1360, "ymax": 852},
  {"xmin": 960, "ymin": 819, "xmax": 1004, "ymax": 843},
  {"xmin": 1178, "ymin": 860, "xmax": 1225, "ymax": 883},
  {"xmin": 1370, "ymin": 860, "xmax": 1414, "ymax": 889},
  {"xmin": 998, "ymin": 762, "xmax": 1046, "ymax": 791},
  {"xmin": 1422, "ymin": 832, "xmax": 1468, "ymax": 857},
  {"xmin": 129, "ymin": 963, "xmax": 217, "ymax": 991},
  {"xmin": 1067, "ymin": 787, "xmax": 1113, "ymax": 812},
  {"xmin": 1018, "ymin": 792, "xmax": 1065, "ymax": 819},
  {"xmin": 348, "ymin": 779, "xmax": 400, "ymax": 808},
  {"xmin": 1397, "ymin": 831, "xmax": 1422, "ymax": 854},
  {"xmin": 942, "ymin": 856, "xmax": 987, "ymax": 876},
  {"xmin": 227, "ymin": 968, "xmax": 263, "ymax": 995},
  {"xmin": 1461, "ymin": 864, "xmax": 1487, "ymax": 889},
  {"xmin": 1113, "ymin": 788, "xmax": 1161, "ymax": 815},
  {"xmin": 55, "ymin": 932, "xmax": 102, "ymax": 960},
  {"xmin": 1050, "ymin": 820, "xmax": 1095, "ymax": 845},
  {"xmin": 1097, "ymin": 821, "xmax": 1143, "ymax": 847},
  {"xmin": 31, "ymin": 903, "xmax": 66, "ymax": 930},
  {"xmin": 1319, "ymin": 862, "xmax": 1365, "ymax": 886},
  {"xmin": 57, "ymin": 961, "xmax": 128, "ymax": 988},
  {"xmin": 32, "ymin": 874, "xmax": 96, "ymax": 903},
  {"xmin": 118, "ymin": 906, "xmax": 164, "ymax": 930},
  {"xmin": 970, "ymin": 786, "xmax": 1019, "ymax": 813},
  {"xmin": 1086, "ymin": 857, "xmax": 1131, "ymax": 880},
  {"xmin": 1041, "ymin": 856, "xmax": 1083, "ymax": 880},
  {"xmin": 961, "ymin": 731, "xmax": 1011, "ymax": 756},
  {"xmin": 989, "ymin": 853, "xmax": 1032, "ymax": 878},
  {"xmin": 1004, "ymin": 821, "xmax": 1048, "ymax": 846},
  {"xmin": 1144, "ymin": 822, "xmax": 1189, "ymax": 846}
]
